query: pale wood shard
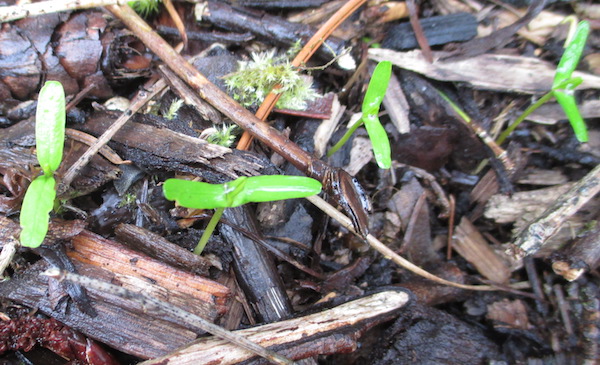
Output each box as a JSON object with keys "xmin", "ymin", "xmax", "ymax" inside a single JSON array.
[
  {"xmin": 510, "ymin": 164, "xmax": 600, "ymax": 259},
  {"xmin": 139, "ymin": 290, "xmax": 411, "ymax": 365},
  {"xmin": 67, "ymin": 230, "xmax": 230, "ymax": 316},
  {"xmin": 369, "ymin": 48, "xmax": 600, "ymax": 94},
  {"xmin": 453, "ymin": 217, "xmax": 511, "ymax": 284}
]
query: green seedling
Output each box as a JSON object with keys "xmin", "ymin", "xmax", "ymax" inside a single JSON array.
[
  {"xmin": 204, "ymin": 124, "xmax": 239, "ymax": 148},
  {"xmin": 497, "ymin": 20, "xmax": 590, "ymax": 144},
  {"xmin": 163, "ymin": 175, "xmax": 322, "ymax": 254},
  {"xmin": 19, "ymin": 81, "xmax": 66, "ymax": 248},
  {"xmin": 224, "ymin": 49, "xmax": 320, "ymax": 110},
  {"xmin": 328, "ymin": 61, "xmax": 392, "ymax": 169}
]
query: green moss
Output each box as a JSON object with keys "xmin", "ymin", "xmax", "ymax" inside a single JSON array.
[{"xmin": 224, "ymin": 49, "xmax": 320, "ymax": 110}]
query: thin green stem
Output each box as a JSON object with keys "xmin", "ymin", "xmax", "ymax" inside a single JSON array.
[
  {"xmin": 496, "ymin": 91, "xmax": 554, "ymax": 145},
  {"xmin": 194, "ymin": 207, "xmax": 225, "ymax": 255},
  {"xmin": 327, "ymin": 119, "xmax": 363, "ymax": 157}
]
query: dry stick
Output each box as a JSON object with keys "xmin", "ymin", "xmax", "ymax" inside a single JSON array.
[
  {"xmin": 0, "ymin": 0, "xmax": 129, "ymax": 23},
  {"xmin": 59, "ymin": 77, "xmax": 168, "ymax": 192},
  {"xmin": 236, "ymin": 0, "xmax": 367, "ymax": 150},
  {"xmin": 306, "ymin": 195, "xmax": 529, "ymax": 292},
  {"xmin": 42, "ymin": 268, "xmax": 296, "ymax": 365}
]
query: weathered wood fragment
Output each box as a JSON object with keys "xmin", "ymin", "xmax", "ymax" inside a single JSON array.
[{"xmin": 140, "ymin": 290, "xmax": 411, "ymax": 365}]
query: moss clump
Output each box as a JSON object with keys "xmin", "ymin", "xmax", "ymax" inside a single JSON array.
[{"xmin": 224, "ymin": 49, "xmax": 320, "ymax": 110}]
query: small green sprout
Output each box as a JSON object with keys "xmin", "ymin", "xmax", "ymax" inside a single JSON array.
[
  {"xmin": 163, "ymin": 175, "xmax": 322, "ymax": 254},
  {"xmin": 497, "ymin": 20, "xmax": 590, "ymax": 144},
  {"xmin": 328, "ymin": 60, "xmax": 392, "ymax": 169},
  {"xmin": 128, "ymin": 0, "xmax": 161, "ymax": 17},
  {"xmin": 224, "ymin": 49, "xmax": 320, "ymax": 110},
  {"xmin": 19, "ymin": 81, "xmax": 66, "ymax": 248},
  {"xmin": 203, "ymin": 124, "xmax": 239, "ymax": 148},
  {"xmin": 163, "ymin": 98, "xmax": 184, "ymax": 120}
]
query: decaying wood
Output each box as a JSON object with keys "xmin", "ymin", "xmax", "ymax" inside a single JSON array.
[
  {"xmin": 453, "ymin": 217, "xmax": 511, "ymax": 284},
  {"xmin": 551, "ymin": 224, "xmax": 600, "ymax": 282},
  {"xmin": 0, "ymin": 228, "xmax": 231, "ymax": 359},
  {"xmin": 114, "ymin": 223, "xmax": 212, "ymax": 276},
  {"xmin": 139, "ymin": 290, "xmax": 411, "ymax": 365},
  {"xmin": 369, "ymin": 49, "xmax": 600, "ymax": 94},
  {"xmin": 45, "ymin": 268, "xmax": 295, "ymax": 365},
  {"xmin": 510, "ymin": 164, "xmax": 600, "ymax": 259},
  {"xmin": 220, "ymin": 206, "xmax": 293, "ymax": 323},
  {"xmin": 198, "ymin": 0, "xmax": 348, "ymax": 63},
  {"xmin": 79, "ymin": 112, "xmax": 266, "ymax": 179}
]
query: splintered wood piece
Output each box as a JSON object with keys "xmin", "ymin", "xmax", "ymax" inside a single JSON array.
[
  {"xmin": 139, "ymin": 290, "xmax": 411, "ymax": 365},
  {"xmin": 510, "ymin": 164, "xmax": 600, "ymax": 259},
  {"xmin": 369, "ymin": 49, "xmax": 600, "ymax": 94},
  {"xmin": 0, "ymin": 230, "xmax": 231, "ymax": 359},
  {"xmin": 79, "ymin": 113, "xmax": 265, "ymax": 178},
  {"xmin": 453, "ymin": 217, "xmax": 511, "ymax": 284},
  {"xmin": 67, "ymin": 230, "xmax": 230, "ymax": 315},
  {"xmin": 0, "ymin": 260, "xmax": 198, "ymax": 359}
]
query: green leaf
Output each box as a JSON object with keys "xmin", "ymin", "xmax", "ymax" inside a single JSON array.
[
  {"xmin": 163, "ymin": 176, "xmax": 322, "ymax": 209},
  {"xmin": 229, "ymin": 175, "xmax": 322, "ymax": 206},
  {"xmin": 363, "ymin": 114, "xmax": 392, "ymax": 169},
  {"xmin": 362, "ymin": 61, "xmax": 391, "ymax": 117},
  {"xmin": 553, "ymin": 89, "xmax": 588, "ymax": 142},
  {"xmin": 361, "ymin": 61, "xmax": 392, "ymax": 169},
  {"xmin": 19, "ymin": 175, "xmax": 56, "ymax": 248},
  {"xmin": 163, "ymin": 179, "xmax": 230, "ymax": 210},
  {"xmin": 553, "ymin": 21, "xmax": 590, "ymax": 88},
  {"xmin": 35, "ymin": 81, "xmax": 65, "ymax": 176}
]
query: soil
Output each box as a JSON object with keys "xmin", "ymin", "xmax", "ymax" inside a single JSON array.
[{"xmin": 0, "ymin": 0, "xmax": 599, "ymax": 364}]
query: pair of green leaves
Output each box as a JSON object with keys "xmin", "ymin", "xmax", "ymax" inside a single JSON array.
[
  {"xmin": 552, "ymin": 20, "xmax": 590, "ymax": 142},
  {"xmin": 164, "ymin": 175, "xmax": 322, "ymax": 255},
  {"xmin": 496, "ymin": 20, "xmax": 590, "ymax": 145},
  {"xmin": 163, "ymin": 176, "xmax": 322, "ymax": 210},
  {"xmin": 20, "ymin": 81, "xmax": 65, "ymax": 248},
  {"xmin": 328, "ymin": 60, "xmax": 392, "ymax": 169}
]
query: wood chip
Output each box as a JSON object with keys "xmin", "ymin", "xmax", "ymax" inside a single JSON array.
[
  {"xmin": 139, "ymin": 290, "xmax": 411, "ymax": 365},
  {"xmin": 369, "ymin": 48, "xmax": 600, "ymax": 94},
  {"xmin": 453, "ymin": 217, "xmax": 511, "ymax": 284}
]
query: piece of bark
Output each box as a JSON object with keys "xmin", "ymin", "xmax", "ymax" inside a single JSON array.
[
  {"xmin": 0, "ymin": 260, "xmax": 196, "ymax": 359},
  {"xmin": 79, "ymin": 112, "xmax": 266, "ymax": 179},
  {"xmin": 369, "ymin": 49, "xmax": 600, "ymax": 94},
  {"xmin": 114, "ymin": 223, "xmax": 211, "ymax": 276},
  {"xmin": 509, "ymin": 164, "xmax": 600, "ymax": 259},
  {"xmin": 199, "ymin": 0, "xmax": 347, "ymax": 63},
  {"xmin": 453, "ymin": 217, "xmax": 511, "ymax": 284},
  {"xmin": 67, "ymin": 230, "xmax": 230, "ymax": 317},
  {"xmin": 382, "ymin": 12, "xmax": 477, "ymax": 50},
  {"xmin": 551, "ymin": 225, "xmax": 600, "ymax": 281},
  {"xmin": 0, "ymin": 230, "xmax": 231, "ymax": 359},
  {"xmin": 485, "ymin": 183, "xmax": 574, "ymax": 227},
  {"xmin": 220, "ymin": 206, "xmax": 293, "ymax": 323},
  {"xmin": 139, "ymin": 289, "xmax": 411, "ymax": 365}
]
